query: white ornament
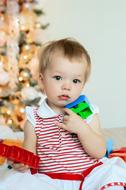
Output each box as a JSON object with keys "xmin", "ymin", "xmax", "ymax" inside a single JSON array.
[
  {"xmin": 21, "ymin": 86, "xmax": 40, "ymax": 101},
  {"xmin": 0, "ymin": 62, "xmax": 10, "ymax": 85}
]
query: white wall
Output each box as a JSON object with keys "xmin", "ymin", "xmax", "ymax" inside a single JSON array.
[{"xmin": 41, "ymin": 0, "xmax": 126, "ymax": 128}]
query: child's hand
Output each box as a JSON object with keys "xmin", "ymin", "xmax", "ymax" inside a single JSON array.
[
  {"xmin": 8, "ymin": 160, "xmax": 30, "ymax": 172},
  {"xmin": 56, "ymin": 108, "xmax": 86, "ymax": 134}
]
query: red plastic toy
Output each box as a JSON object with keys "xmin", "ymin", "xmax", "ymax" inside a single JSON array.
[
  {"xmin": 0, "ymin": 142, "xmax": 40, "ymax": 169},
  {"xmin": 109, "ymin": 147, "xmax": 126, "ymax": 162}
]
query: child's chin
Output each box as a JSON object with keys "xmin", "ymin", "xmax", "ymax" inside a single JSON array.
[{"xmin": 58, "ymin": 101, "xmax": 69, "ymax": 107}]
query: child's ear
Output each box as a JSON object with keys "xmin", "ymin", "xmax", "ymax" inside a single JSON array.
[
  {"xmin": 38, "ymin": 74, "xmax": 45, "ymax": 93},
  {"xmin": 39, "ymin": 73, "xmax": 43, "ymax": 81}
]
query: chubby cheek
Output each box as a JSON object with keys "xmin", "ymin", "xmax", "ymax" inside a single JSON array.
[
  {"xmin": 72, "ymin": 92, "xmax": 81, "ymax": 101},
  {"xmin": 47, "ymin": 82, "xmax": 59, "ymax": 94},
  {"xmin": 71, "ymin": 87, "xmax": 83, "ymax": 101}
]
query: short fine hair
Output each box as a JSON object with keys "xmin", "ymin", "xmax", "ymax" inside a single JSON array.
[{"xmin": 38, "ymin": 38, "xmax": 91, "ymax": 83}]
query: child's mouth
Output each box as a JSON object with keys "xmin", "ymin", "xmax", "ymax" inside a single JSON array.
[{"xmin": 58, "ymin": 95, "xmax": 70, "ymax": 101}]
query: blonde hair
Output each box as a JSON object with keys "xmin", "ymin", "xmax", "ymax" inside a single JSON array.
[{"xmin": 38, "ymin": 38, "xmax": 91, "ymax": 83}]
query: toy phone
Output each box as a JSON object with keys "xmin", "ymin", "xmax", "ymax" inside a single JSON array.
[{"xmin": 65, "ymin": 95, "xmax": 93, "ymax": 119}]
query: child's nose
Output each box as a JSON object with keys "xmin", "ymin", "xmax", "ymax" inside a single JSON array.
[{"xmin": 62, "ymin": 81, "xmax": 71, "ymax": 90}]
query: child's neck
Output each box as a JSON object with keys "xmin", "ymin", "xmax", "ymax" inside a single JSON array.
[{"xmin": 46, "ymin": 99, "xmax": 64, "ymax": 115}]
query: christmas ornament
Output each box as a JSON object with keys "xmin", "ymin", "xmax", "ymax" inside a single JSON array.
[
  {"xmin": 0, "ymin": 61, "xmax": 9, "ymax": 85},
  {"xmin": 0, "ymin": 0, "xmax": 48, "ymax": 131}
]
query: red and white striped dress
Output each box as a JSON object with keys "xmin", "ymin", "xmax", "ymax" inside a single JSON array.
[
  {"xmin": 24, "ymin": 98, "xmax": 126, "ymax": 190},
  {"xmin": 26, "ymin": 98, "xmax": 99, "ymax": 174},
  {"xmin": 34, "ymin": 112, "xmax": 99, "ymax": 174}
]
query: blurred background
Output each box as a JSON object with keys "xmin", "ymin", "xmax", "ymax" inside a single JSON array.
[
  {"xmin": 44, "ymin": 0, "xmax": 126, "ymax": 129},
  {"xmin": 0, "ymin": 0, "xmax": 126, "ymax": 134}
]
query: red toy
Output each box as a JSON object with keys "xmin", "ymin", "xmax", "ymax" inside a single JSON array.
[
  {"xmin": 109, "ymin": 147, "xmax": 126, "ymax": 162},
  {"xmin": 0, "ymin": 142, "xmax": 40, "ymax": 169}
]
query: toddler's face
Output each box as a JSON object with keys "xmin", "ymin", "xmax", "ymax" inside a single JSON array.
[{"xmin": 41, "ymin": 54, "xmax": 87, "ymax": 113}]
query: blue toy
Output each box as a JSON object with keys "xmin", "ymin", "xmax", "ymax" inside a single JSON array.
[
  {"xmin": 65, "ymin": 95, "xmax": 93, "ymax": 119},
  {"xmin": 105, "ymin": 139, "xmax": 113, "ymax": 157}
]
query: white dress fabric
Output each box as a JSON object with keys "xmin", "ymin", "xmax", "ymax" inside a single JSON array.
[{"xmin": 0, "ymin": 97, "xmax": 126, "ymax": 190}]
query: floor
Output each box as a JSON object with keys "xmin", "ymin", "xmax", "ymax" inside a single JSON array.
[{"xmin": 103, "ymin": 127, "xmax": 126, "ymax": 149}]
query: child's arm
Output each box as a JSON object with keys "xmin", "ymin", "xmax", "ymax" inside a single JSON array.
[
  {"xmin": 77, "ymin": 113, "xmax": 106, "ymax": 159},
  {"xmin": 56, "ymin": 108, "xmax": 106, "ymax": 159},
  {"xmin": 11, "ymin": 120, "xmax": 37, "ymax": 172},
  {"xmin": 23, "ymin": 120, "xmax": 37, "ymax": 154}
]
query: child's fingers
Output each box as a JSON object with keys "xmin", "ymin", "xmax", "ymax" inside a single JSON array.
[
  {"xmin": 12, "ymin": 163, "xmax": 29, "ymax": 172},
  {"xmin": 63, "ymin": 115, "xmax": 69, "ymax": 123},
  {"xmin": 7, "ymin": 159, "xmax": 14, "ymax": 169},
  {"xmin": 64, "ymin": 108, "xmax": 73, "ymax": 115},
  {"xmin": 63, "ymin": 108, "xmax": 77, "ymax": 117},
  {"xmin": 55, "ymin": 122, "xmax": 67, "ymax": 130},
  {"xmin": 12, "ymin": 162, "xmax": 24, "ymax": 169},
  {"xmin": 7, "ymin": 159, "xmax": 14, "ymax": 165},
  {"xmin": 17, "ymin": 165, "xmax": 29, "ymax": 172}
]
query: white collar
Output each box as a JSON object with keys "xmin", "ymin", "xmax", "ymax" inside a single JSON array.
[{"xmin": 37, "ymin": 98, "xmax": 60, "ymax": 118}]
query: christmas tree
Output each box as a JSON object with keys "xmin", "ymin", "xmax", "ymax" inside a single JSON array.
[{"xmin": 0, "ymin": 0, "xmax": 49, "ymax": 131}]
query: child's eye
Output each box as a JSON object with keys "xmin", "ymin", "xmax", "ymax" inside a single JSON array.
[
  {"xmin": 73, "ymin": 79, "xmax": 81, "ymax": 83},
  {"xmin": 53, "ymin": 76, "xmax": 62, "ymax": 80}
]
